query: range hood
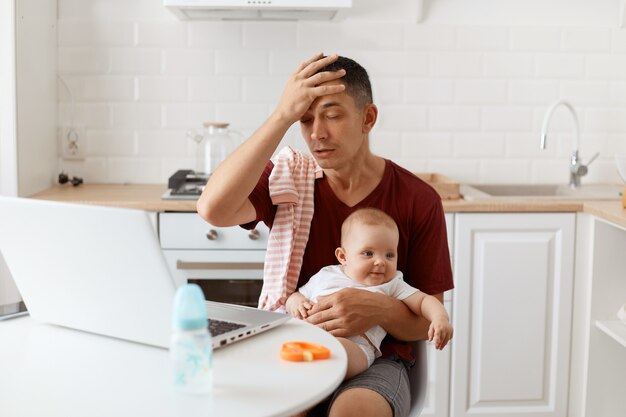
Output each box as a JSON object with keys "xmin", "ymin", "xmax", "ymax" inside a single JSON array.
[{"xmin": 164, "ymin": 0, "xmax": 352, "ymax": 21}]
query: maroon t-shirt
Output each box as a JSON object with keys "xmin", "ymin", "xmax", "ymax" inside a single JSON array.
[{"xmin": 243, "ymin": 158, "xmax": 454, "ymax": 360}]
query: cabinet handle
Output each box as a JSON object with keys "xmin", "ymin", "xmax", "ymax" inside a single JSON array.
[
  {"xmin": 176, "ymin": 261, "xmax": 264, "ymax": 270},
  {"xmin": 205, "ymin": 229, "xmax": 218, "ymax": 240},
  {"xmin": 248, "ymin": 229, "xmax": 260, "ymax": 240}
]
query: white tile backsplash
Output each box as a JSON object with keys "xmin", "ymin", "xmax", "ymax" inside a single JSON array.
[
  {"xmin": 404, "ymin": 79, "xmax": 454, "ymax": 104},
  {"xmin": 188, "ymin": 22, "xmax": 243, "ymax": 48},
  {"xmin": 298, "ymin": 22, "xmax": 404, "ymax": 51},
  {"xmin": 58, "ymin": 47, "xmax": 110, "ymax": 74},
  {"xmin": 429, "ymin": 52, "xmax": 482, "ymax": 77},
  {"xmin": 110, "ymin": 103, "xmax": 162, "ymax": 129},
  {"xmin": 536, "ymin": 54, "xmax": 586, "ymax": 78},
  {"xmin": 401, "ymin": 133, "xmax": 453, "ymax": 158},
  {"xmin": 56, "ymin": 0, "xmax": 626, "ymax": 184},
  {"xmin": 510, "ymin": 27, "xmax": 561, "ymax": 52},
  {"xmin": 612, "ymin": 29, "xmax": 626, "ymax": 53},
  {"xmin": 586, "ymin": 55, "xmax": 626, "ymax": 79},
  {"xmin": 372, "ymin": 78, "xmax": 404, "ymax": 104},
  {"xmin": 453, "ymin": 133, "xmax": 506, "ymax": 158},
  {"xmin": 136, "ymin": 131, "xmax": 190, "ymax": 158},
  {"xmin": 86, "ymin": 130, "xmax": 136, "ymax": 157},
  {"xmin": 559, "ymin": 81, "xmax": 610, "ymax": 106},
  {"xmin": 82, "ymin": 76, "xmax": 134, "ymax": 101},
  {"xmin": 404, "ymin": 26, "xmax": 456, "ymax": 50},
  {"xmin": 482, "ymin": 107, "xmax": 533, "ymax": 131},
  {"xmin": 480, "ymin": 160, "xmax": 532, "ymax": 183},
  {"xmin": 454, "ymin": 80, "xmax": 507, "ymax": 104},
  {"xmin": 215, "ymin": 103, "xmax": 271, "ymax": 130},
  {"xmin": 376, "ymin": 105, "xmax": 428, "ymax": 131},
  {"xmin": 429, "ymin": 107, "xmax": 481, "ymax": 131},
  {"xmin": 136, "ymin": 76, "xmax": 187, "ymax": 101},
  {"xmin": 607, "ymin": 134, "xmax": 626, "ymax": 154},
  {"xmin": 506, "ymin": 132, "xmax": 557, "ymax": 158},
  {"xmin": 189, "ymin": 76, "xmax": 241, "ymax": 102},
  {"xmin": 137, "ymin": 22, "xmax": 187, "ymax": 47},
  {"xmin": 242, "ymin": 76, "xmax": 284, "ymax": 103},
  {"xmin": 509, "ymin": 81, "xmax": 559, "ymax": 105},
  {"xmin": 58, "ymin": 103, "xmax": 110, "ymax": 128},
  {"xmin": 455, "ymin": 27, "xmax": 509, "ymax": 50},
  {"xmin": 163, "ymin": 48, "xmax": 215, "ymax": 75},
  {"xmin": 585, "ymin": 109, "xmax": 626, "ymax": 132},
  {"xmin": 609, "ymin": 82, "xmax": 626, "ymax": 105},
  {"xmin": 110, "ymin": 48, "xmax": 161, "ymax": 74},
  {"xmin": 163, "ymin": 103, "xmax": 215, "ymax": 129},
  {"xmin": 58, "ymin": 20, "xmax": 135, "ymax": 46},
  {"xmin": 243, "ymin": 22, "xmax": 298, "ymax": 49},
  {"xmin": 483, "ymin": 53, "xmax": 534, "ymax": 78},
  {"xmin": 370, "ymin": 132, "xmax": 402, "ymax": 159},
  {"xmin": 562, "ymin": 29, "xmax": 611, "ymax": 53},
  {"xmin": 215, "ymin": 49, "xmax": 269, "ymax": 75}
]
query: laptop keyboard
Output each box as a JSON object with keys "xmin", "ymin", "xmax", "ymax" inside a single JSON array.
[{"xmin": 208, "ymin": 319, "xmax": 246, "ymax": 337}]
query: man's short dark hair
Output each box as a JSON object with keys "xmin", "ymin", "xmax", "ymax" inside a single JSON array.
[{"xmin": 319, "ymin": 56, "xmax": 373, "ymax": 109}]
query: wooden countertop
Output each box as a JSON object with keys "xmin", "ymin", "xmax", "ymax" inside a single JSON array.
[
  {"xmin": 30, "ymin": 184, "xmax": 197, "ymax": 212},
  {"xmin": 29, "ymin": 184, "xmax": 626, "ymax": 228},
  {"xmin": 582, "ymin": 201, "xmax": 626, "ymax": 229}
]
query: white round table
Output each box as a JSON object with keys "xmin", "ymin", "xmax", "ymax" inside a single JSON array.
[{"xmin": 0, "ymin": 316, "xmax": 347, "ymax": 417}]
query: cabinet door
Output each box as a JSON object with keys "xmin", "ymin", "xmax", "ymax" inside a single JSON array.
[
  {"xmin": 451, "ymin": 213, "xmax": 575, "ymax": 417},
  {"xmin": 419, "ymin": 213, "xmax": 454, "ymax": 417}
]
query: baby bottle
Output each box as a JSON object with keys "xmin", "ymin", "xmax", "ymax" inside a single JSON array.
[{"xmin": 170, "ymin": 284, "xmax": 213, "ymax": 394}]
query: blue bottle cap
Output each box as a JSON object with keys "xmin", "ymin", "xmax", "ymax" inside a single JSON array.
[{"xmin": 172, "ymin": 284, "xmax": 208, "ymax": 331}]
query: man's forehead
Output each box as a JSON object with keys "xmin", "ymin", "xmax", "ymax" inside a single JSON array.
[{"xmin": 307, "ymin": 91, "xmax": 354, "ymax": 113}]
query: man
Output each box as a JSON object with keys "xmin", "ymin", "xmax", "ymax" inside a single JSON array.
[{"xmin": 197, "ymin": 53, "xmax": 453, "ymax": 417}]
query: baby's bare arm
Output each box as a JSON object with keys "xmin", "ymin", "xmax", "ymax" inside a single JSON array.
[{"xmin": 402, "ymin": 292, "xmax": 453, "ymax": 349}]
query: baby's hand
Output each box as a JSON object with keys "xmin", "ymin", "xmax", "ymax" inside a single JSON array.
[
  {"xmin": 286, "ymin": 294, "xmax": 313, "ymax": 320},
  {"xmin": 428, "ymin": 317, "xmax": 453, "ymax": 350},
  {"xmin": 294, "ymin": 299, "xmax": 313, "ymax": 319}
]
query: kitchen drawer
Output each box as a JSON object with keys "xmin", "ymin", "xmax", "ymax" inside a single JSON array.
[{"xmin": 159, "ymin": 212, "xmax": 269, "ymax": 250}]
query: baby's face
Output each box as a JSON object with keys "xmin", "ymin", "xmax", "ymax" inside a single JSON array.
[{"xmin": 337, "ymin": 224, "xmax": 399, "ymax": 286}]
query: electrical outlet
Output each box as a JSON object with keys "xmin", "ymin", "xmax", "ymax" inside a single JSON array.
[{"xmin": 59, "ymin": 126, "xmax": 85, "ymax": 160}]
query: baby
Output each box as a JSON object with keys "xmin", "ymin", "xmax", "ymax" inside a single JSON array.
[{"xmin": 286, "ymin": 208, "xmax": 453, "ymax": 379}]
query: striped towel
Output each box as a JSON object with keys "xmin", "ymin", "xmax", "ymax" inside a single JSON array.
[{"xmin": 258, "ymin": 146, "xmax": 322, "ymax": 312}]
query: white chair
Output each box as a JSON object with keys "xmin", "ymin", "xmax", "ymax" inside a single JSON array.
[{"xmin": 407, "ymin": 340, "xmax": 428, "ymax": 417}]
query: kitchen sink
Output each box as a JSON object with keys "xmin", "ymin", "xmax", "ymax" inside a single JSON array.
[{"xmin": 461, "ymin": 183, "xmax": 623, "ymax": 200}]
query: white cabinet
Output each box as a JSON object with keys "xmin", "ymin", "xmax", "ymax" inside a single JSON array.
[
  {"xmin": 451, "ymin": 213, "xmax": 575, "ymax": 417},
  {"xmin": 420, "ymin": 213, "xmax": 454, "ymax": 417},
  {"xmin": 569, "ymin": 214, "xmax": 626, "ymax": 417}
]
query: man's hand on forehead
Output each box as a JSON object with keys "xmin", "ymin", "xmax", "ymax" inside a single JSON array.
[{"xmin": 273, "ymin": 53, "xmax": 346, "ymax": 125}]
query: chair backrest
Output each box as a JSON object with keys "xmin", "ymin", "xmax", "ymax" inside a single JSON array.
[{"xmin": 407, "ymin": 340, "xmax": 428, "ymax": 417}]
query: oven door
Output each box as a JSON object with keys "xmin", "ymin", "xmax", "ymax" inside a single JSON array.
[{"xmin": 162, "ymin": 249, "xmax": 265, "ymax": 307}]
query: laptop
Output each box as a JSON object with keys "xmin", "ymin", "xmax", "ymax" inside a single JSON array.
[{"xmin": 0, "ymin": 196, "xmax": 289, "ymax": 349}]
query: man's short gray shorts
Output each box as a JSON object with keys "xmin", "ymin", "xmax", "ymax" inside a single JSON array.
[{"xmin": 309, "ymin": 355, "xmax": 412, "ymax": 417}]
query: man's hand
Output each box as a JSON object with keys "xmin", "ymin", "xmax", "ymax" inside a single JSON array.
[
  {"xmin": 305, "ymin": 288, "xmax": 388, "ymax": 337},
  {"xmin": 274, "ymin": 53, "xmax": 346, "ymax": 124}
]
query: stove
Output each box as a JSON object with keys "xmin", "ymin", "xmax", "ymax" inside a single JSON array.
[{"xmin": 162, "ymin": 170, "xmax": 209, "ymax": 200}]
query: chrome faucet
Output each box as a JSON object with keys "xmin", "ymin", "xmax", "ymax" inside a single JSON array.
[{"xmin": 540, "ymin": 100, "xmax": 599, "ymax": 188}]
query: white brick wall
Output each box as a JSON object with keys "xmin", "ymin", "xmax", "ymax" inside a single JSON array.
[{"xmin": 57, "ymin": 0, "xmax": 626, "ymax": 185}]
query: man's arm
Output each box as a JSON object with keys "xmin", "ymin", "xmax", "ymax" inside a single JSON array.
[
  {"xmin": 306, "ymin": 289, "xmax": 444, "ymax": 341},
  {"xmin": 196, "ymin": 53, "xmax": 346, "ymax": 227}
]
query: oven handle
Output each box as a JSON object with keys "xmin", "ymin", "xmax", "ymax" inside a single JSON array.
[{"xmin": 176, "ymin": 261, "xmax": 264, "ymax": 270}]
